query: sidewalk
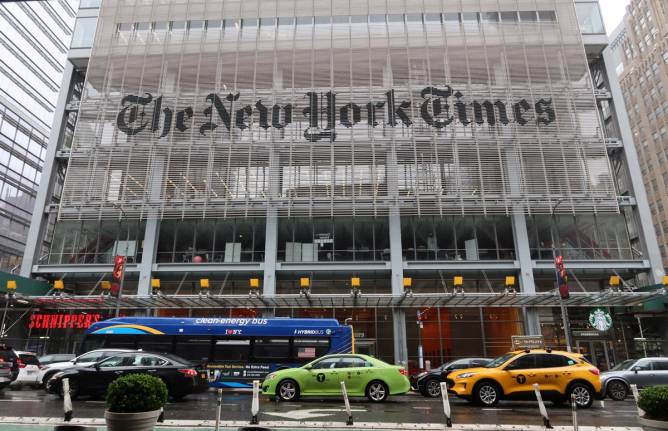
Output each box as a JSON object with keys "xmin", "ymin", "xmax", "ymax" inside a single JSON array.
[{"xmin": 0, "ymin": 417, "xmax": 647, "ymax": 431}]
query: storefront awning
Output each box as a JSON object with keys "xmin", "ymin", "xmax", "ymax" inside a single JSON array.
[{"xmin": 23, "ymin": 289, "xmax": 667, "ymax": 310}]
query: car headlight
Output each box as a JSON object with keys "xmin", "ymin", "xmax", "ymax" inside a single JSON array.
[
  {"xmin": 265, "ymin": 373, "xmax": 276, "ymax": 380},
  {"xmin": 456, "ymin": 372, "xmax": 477, "ymax": 379}
]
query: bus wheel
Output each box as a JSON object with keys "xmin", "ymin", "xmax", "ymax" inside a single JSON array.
[{"xmin": 277, "ymin": 379, "xmax": 300, "ymax": 401}]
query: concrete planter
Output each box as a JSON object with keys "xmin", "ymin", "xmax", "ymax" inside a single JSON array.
[
  {"xmin": 640, "ymin": 416, "xmax": 668, "ymax": 430},
  {"xmin": 105, "ymin": 409, "xmax": 161, "ymax": 431}
]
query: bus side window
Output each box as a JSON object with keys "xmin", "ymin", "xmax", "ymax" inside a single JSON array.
[
  {"xmin": 79, "ymin": 335, "xmax": 105, "ymax": 353},
  {"xmin": 253, "ymin": 337, "xmax": 290, "ymax": 361},
  {"xmin": 137, "ymin": 335, "xmax": 175, "ymax": 354},
  {"xmin": 213, "ymin": 338, "xmax": 251, "ymax": 362},
  {"xmin": 105, "ymin": 335, "xmax": 137, "ymax": 349},
  {"xmin": 173, "ymin": 337, "xmax": 212, "ymax": 362},
  {"xmin": 293, "ymin": 338, "xmax": 330, "ymax": 362}
]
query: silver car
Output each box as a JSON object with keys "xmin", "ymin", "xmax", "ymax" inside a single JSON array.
[{"xmin": 601, "ymin": 357, "xmax": 668, "ymax": 401}]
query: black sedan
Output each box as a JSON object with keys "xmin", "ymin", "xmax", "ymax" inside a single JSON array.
[
  {"xmin": 46, "ymin": 351, "xmax": 207, "ymax": 400},
  {"xmin": 412, "ymin": 357, "xmax": 491, "ymax": 397}
]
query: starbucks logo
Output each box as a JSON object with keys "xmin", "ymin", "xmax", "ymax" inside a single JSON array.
[{"xmin": 588, "ymin": 308, "xmax": 612, "ymax": 331}]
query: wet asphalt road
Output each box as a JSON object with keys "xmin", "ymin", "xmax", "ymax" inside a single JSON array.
[{"xmin": 0, "ymin": 388, "xmax": 642, "ymax": 427}]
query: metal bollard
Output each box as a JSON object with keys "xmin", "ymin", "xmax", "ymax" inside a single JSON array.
[
  {"xmin": 630, "ymin": 384, "xmax": 644, "ymax": 417},
  {"xmin": 439, "ymin": 382, "xmax": 452, "ymax": 427},
  {"xmin": 157, "ymin": 407, "xmax": 164, "ymax": 423},
  {"xmin": 250, "ymin": 380, "xmax": 260, "ymax": 425},
  {"xmin": 214, "ymin": 388, "xmax": 223, "ymax": 431},
  {"xmin": 62, "ymin": 378, "xmax": 73, "ymax": 422},
  {"xmin": 570, "ymin": 393, "xmax": 578, "ymax": 431},
  {"xmin": 532, "ymin": 383, "xmax": 552, "ymax": 429},
  {"xmin": 340, "ymin": 381, "xmax": 353, "ymax": 426}
]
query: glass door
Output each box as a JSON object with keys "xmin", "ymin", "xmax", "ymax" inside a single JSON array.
[{"xmin": 576, "ymin": 340, "xmax": 614, "ymax": 371}]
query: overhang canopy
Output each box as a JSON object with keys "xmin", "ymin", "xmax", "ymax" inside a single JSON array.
[{"xmin": 21, "ymin": 289, "xmax": 666, "ymax": 310}]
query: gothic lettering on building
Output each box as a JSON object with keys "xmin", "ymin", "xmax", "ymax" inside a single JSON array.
[{"xmin": 116, "ymin": 86, "xmax": 556, "ymax": 142}]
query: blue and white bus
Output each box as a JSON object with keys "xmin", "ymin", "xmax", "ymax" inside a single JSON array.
[{"xmin": 80, "ymin": 317, "xmax": 353, "ymax": 387}]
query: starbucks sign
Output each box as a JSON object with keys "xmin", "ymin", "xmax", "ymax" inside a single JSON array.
[{"xmin": 588, "ymin": 308, "xmax": 613, "ymax": 332}]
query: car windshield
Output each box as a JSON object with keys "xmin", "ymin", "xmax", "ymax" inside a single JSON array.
[
  {"xmin": 485, "ymin": 352, "xmax": 516, "ymax": 368},
  {"xmin": 609, "ymin": 359, "xmax": 636, "ymax": 371}
]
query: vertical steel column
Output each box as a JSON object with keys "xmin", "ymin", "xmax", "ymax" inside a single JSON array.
[
  {"xmin": 263, "ymin": 146, "xmax": 280, "ymax": 299},
  {"xmin": 21, "ymin": 63, "xmax": 75, "ymax": 277},
  {"xmin": 138, "ymin": 154, "xmax": 165, "ymax": 296},
  {"xmin": 512, "ymin": 213, "xmax": 540, "ymax": 335}
]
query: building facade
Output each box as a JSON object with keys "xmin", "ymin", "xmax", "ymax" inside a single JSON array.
[
  {"xmin": 609, "ymin": 0, "xmax": 668, "ymax": 267},
  {"xmin": 18, "ymin": 0, "xmax": 668, "ymax": 367},
  {"xmin": 0, "ymin": 0, "xmax": 77, "ymax": 271}
]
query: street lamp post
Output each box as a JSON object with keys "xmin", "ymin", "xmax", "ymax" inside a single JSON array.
[
  {"xmin": 551, "ymin": 199, "xmax": 573, "ymax": 352},
  {"xmin": 113, "ymin": 204, "xmax": 130, "ymax": 317}
]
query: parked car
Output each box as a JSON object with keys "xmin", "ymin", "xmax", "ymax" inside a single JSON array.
[
  {"xmin": 10, "ymin": 352, "xmax": 41, "ymax": 389},
  {"xmin": 262, "ymin": 353, "xmax": 410, "ymax": 402},
  {"xmin": 0, "ymin": 344, "xmax": 19, "ymax": 390},
  {"xmin": 412, "ymin": 358, "xmax": 491, "ymax": 398},
  {"xmin": 38, "ymin": 354, "xmax": 75, "ymax": 367},
  {"xmin": 39, "ymin": 348, "xmax": 134, "ymax": 387},
  {"xmin": 602, "ymin": 357, "xmax": 668, "ymax": 401},
  {"xmin": 448, "ymin": 349, "xmax": 602, "ymax": 408},
  {"xmin": 46, "ymin": 351, "xmax": 207, "ymax": 400}
]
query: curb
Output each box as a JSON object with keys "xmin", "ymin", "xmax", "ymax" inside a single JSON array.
[{"xmin": 0, "ymin": 418, "xmax": 646, "ymax": 431}]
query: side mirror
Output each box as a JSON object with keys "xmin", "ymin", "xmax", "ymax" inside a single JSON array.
[
  {"xmin": 303, "ymin": 365, "xmax": 312, "ymax": 371},
  {"xmin": 632, "ymin": 366, "xmax": 640, "ymax": 374},
  {"xmin": 94, "ymin": 363, "xmax": 101, "ymax": 371}
]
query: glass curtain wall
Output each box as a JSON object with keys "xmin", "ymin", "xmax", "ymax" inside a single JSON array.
[{"xmin": 278, "ymin": 217, "xmax": 389, "ymax": 262}]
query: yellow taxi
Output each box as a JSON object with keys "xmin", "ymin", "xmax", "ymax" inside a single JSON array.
[{"xmin": 448, "ymin": 349, "xmax": 601, "ymax": 408}]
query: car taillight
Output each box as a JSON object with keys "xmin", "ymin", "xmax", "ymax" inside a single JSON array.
[
  {"xmin": 178, "ymin": 369, "xmax": 197, "ymax": 377},
  {"xmin": 588, "ymin": 368, "xmax": 600, "ymax": 376},
  {"xmin": 399, "ymin": 368, "xmax": 408, "ymax": 376},
  {"xmin": 17, "ymin": 359, "xmax": 25, "ymax": 369}
]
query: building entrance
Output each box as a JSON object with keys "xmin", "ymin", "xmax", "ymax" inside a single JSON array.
[{"xmin": 576, "ymin": 340, "xmax": 615, "ymax": 371}]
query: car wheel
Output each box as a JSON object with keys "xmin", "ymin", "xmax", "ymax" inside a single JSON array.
[
  {"xmin": 569, "ymin": 383, "xmax": 594, "ymax": 409},
  {"xmin": 366, "ymin": 380, "xmax": 389, "ymax": 402},
  {"xmin": 424, "ymin": 379, "xmax": 442, "ymax": 398},
  {"xmin": 276, "ymin": 379, "xmax": 300, "ymax": 402},
  {"xmin": 474, "ymin": 381, "xmax": 500, "ymax": 407},
  {"xmin": 42, "ymin": 372, "xmax": 58, "ymax": 388},
  {"xmin": 606, "ymin": 381, "xmax": 628, "ymax": 401}
]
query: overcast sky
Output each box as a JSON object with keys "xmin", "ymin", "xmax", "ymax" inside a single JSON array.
[{"xmin": 599, "ymin": 0, "xmax": 630, "ymax": 34}]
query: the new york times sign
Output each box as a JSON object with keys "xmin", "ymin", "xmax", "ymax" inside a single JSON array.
[{"xmin": 116, "ymin": 86, "xmax": 555, "ymax": 142}]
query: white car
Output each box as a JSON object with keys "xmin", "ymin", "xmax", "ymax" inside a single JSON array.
[
  {"xmin": 10, "ymin": 352, "xmax": 41, "ymax": 389},
  {"xmin": 38, "ymin": 349, "xmax": 134, "ymax": 387}
]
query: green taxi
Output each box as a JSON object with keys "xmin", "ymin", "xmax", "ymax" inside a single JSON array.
[{"xmin": 262, "ymin": 354, "xmax": 410, "ymax": 402}]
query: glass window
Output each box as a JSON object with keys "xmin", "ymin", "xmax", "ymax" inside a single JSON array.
[
  {"xmin": 79, "ymin": 0, "xmax": 101, "ymax": 8},
  {"xmin": 98, "ymin": 354, "xmax": 132, "ymax": 368},
  {"xmin": 537, "ymin": 354, "xmax": 574, "ymax": 368},
  {"xmin": 137, "ymin": 335, "xmax": 174, "ymax": 354},
  {"xmin": 76, "ymin": 350, "xmax": 108, "ymax": 363},
  {"xmin": 174, "ymin": 337, "xmax": 211, "ymax": 361},
  {"xmin": 507, "ymin": 354, "xmax": 537, "ymax": 370},
  {"xmin": 311, "ymin": 357, "xmax": 340, "ymax": 369},
  {"xmin": 71, "ymin": 17, "xmax": 98, "ymax": 48},
  {"xmin": 634, "ymin": 360, "xmax": 652, "ymax": 371},
  {"xmin": 293, "ymin": 338, "xmax": 330, "ymax": 361},
  {"xmin": 213, "ymin": 338, "xmax": 251, "ymax": 361},
  {"xmin": 538, "ymin": 11, "xmax": 557, "ymax": 22},
  {"xmin": 651, "ymin": 361, "xmax": 668, "ymax": 371},
  {"xmin": 424, "ymin": 13, "xmax": 441, "ymax": 23},
  {"xmin": 19, "ymin": 354, "xmax": 39, "ymax": 366},
  {"xmin": 105, "ymin": 335, "xmax": 137, "ymax": 349},
  {"xmin": 575, "ymin": 2, "xmax": 605, "ymax": 34},
  {"xmin": 133, "ymin": 354, "xmax": 168, "ymax": 367},
  {"xmin": 253, "ymin": 337, "xmax": 290, "ymax": 360},
  {"xmin": 482, "ymin": 12, "xmax": 499, "ymax": 23},
  {"xmin": 336, "ymin": 357, "xmax": 369, "ymax": 368},
  {"xmin": 461, "ymin": 12, "xmax": 479, "ymax": 23},
  {"xmin": 500, "ymin": 11, "xmax": 518, "ymax": 22},
  {"xmin": 519, "ymin": 11, "xmax": 537, "ymax": 22}
]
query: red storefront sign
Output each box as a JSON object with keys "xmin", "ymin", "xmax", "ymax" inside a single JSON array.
[{"xmin": 28, "ymin": 313, "xmax": 103, "ymax": 330}]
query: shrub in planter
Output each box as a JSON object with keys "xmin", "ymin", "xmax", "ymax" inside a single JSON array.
[
  {"xmin": 106, "ymin": 373, "xmax": 168, "ymax": 413},
  {"xmin": 638, "ymin": 385, "xmax": 668, "ymax": 421}
]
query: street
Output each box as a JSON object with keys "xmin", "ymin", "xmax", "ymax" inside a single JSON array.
[{"xmin": 0, "ymin": 388, "xmax": 643, "ymax": 428}]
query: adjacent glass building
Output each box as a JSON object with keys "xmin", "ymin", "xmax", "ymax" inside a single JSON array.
[
  {"xmin": 0, "ymin": 1, "xmax": 77, "ymax": 271},
  {"xmin": 19, "ymin": 0, "xmax": 668, "ymax": 367}
]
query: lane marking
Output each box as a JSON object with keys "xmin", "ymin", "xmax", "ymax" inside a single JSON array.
[{"xmin": 0, "ymin": 399, "xmax": 41, "ymax": 402}]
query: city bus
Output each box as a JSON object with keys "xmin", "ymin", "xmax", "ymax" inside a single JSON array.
[{"xmin": 80, "ymin": 317, "xmax": 354, "ymax": 387}]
